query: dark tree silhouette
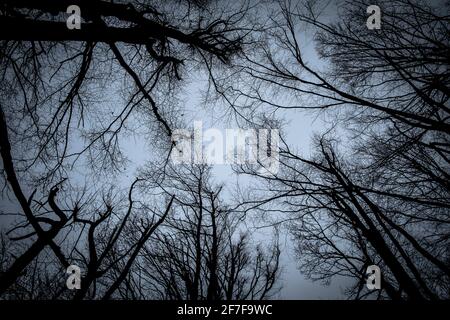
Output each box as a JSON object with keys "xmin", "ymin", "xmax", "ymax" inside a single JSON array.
[
  {"xmin": 132, "ymin": 163, "xmax": 281, "ymax": 300},
  {"xmin": 0, "ymin": 0, "xmax": 258, "ymax": 299},
  {"xmin": 1, "ymin": 0, "xmax": 448, "ymax": 301},
  {"xmin": 206, "ymin": 0, "xmax": 449, "ymax": 300}
]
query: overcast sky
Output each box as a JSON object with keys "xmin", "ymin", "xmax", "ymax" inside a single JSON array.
[
  {"xmin": 116, "ymin": 0, "xmax": 349, "ymax": 298},
  {"xmin": 0, "ymin": 0, "xmax": 396, "ymax": 299}
]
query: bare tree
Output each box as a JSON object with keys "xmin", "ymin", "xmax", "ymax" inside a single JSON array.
[
  {"xmin": 123, "ymin": 163, "xmax": 281, "ymax": 300},
  {"xmin": 205, "ymin": 0, "xmax": 449, "ymax": 300},
  {"xmin": 0, "ymin": 0, "xmax": 259, "ymax": 299}
]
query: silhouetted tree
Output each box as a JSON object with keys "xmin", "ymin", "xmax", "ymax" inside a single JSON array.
[
  {"xmin": 0, "ymin": 0, "xmax": 256, "ymax": 299},
  {"xmin": 127, "ymin": 163, "xmax": 281, "ymax": 300},
  {"xmin": 208, "ymin": 0, "xmax": 449, "ymax": 300}
]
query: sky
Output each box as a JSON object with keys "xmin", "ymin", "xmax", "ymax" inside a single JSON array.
[
  {"xmin": 115, "ymin": 0, "xmax": 349, "ymax": 298},
  {"xmin": 0, "ymin": 0, "xmax": 373, "ymax": 299}
]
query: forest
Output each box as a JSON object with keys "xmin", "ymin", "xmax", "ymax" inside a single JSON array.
[{"xmin": 0, "ymin": 0, "xmax": 448, "ymax": 300}]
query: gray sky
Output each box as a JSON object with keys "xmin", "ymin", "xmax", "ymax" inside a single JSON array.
[
  {"xmin": 117, "ymin": 0, "xmax": 348, "ymax": 298},
  {"xmin": 0, "ymin": 0, "xmax": 363, "ymax": 299}
]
